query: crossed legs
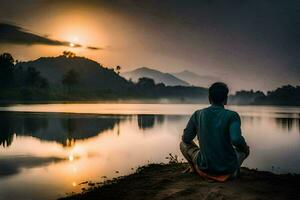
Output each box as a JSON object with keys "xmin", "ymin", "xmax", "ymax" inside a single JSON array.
[
  {"xmin": 180, "ymin": 141, "xmax": 246, "ymax": 177},
  {"xmin": 180, "ymin": 141, "xmax": 200, "ymax": 173}
]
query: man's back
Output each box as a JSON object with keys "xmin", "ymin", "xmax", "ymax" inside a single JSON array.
[{"xmin": 182, "ymin": 105, "xmax": 248, "ymax": 175}]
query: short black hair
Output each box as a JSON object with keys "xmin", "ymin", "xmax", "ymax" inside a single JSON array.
[{"xmin": 209, "ymin": 82, "xmax": 229, "ymax": 105}]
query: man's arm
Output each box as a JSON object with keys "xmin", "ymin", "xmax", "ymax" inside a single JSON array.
[
  {"xmin": 229, "ymin": 112, "xmax": 250, "ymax": 157},
  {"xmin": 182, "ymin": 111, "xmax": 198, "ymax": 144}
]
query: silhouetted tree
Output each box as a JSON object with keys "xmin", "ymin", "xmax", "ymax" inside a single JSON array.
[
  {"xmin": 137, "ymin": 77, "xmax": 155, "ymax": 88},
  {"xmin": 115, "ymin": 65, "xmax": 121, "ymax": 74},
  {"xmin": 229, "ymin": 90, "xmax": 265, "ymax": 104},
  {"xmin": 156, "ymin": 83, "xmax": 166, "ymax": 88},
  {"xmin": 255, "ymin": 85, "xmax": 300, "ymax": 105},
  {"xmin": 62, "ymin": 69, "xmax": 80, "ymax": 91},
  {"xmin": 13, "ymin": 65, "xmax": 24, "ymax": 87},
  {"xmin": 25, "ymin": 67, "xmax": 40, "ymax": 86},
  {"xmin": 62, "ymin": 51, "xmax": 76, "ymax": 58},
  {"xmin": 38, "ymin": 77, "xmax": 49, "ymax": 89},
  {"xmin": 24, "ymin": 67, "xmax": 49, "ymax": 89},
  {"xmin": 0, "ymin": 53, "xmax": 15, "ymax": 88}
]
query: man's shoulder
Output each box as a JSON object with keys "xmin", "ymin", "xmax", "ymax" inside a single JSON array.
[
  {"xmin": 191, "ymin": 108, "xmax": 208, "ymax": 118},
  {"xmin": 224, "ymin": 109, "xmax": 240, "ymax": 120},
  {"xmin": 196, "ymin": 106, "xmax": 240, "ymax": 116},
  {"xmin": 198, "ymin": 106, "xmax": 224, "ymax": 114},
  {"xmin": 224, "ymin": 108, "xmax": 238, "ymax": 115},
  {"xmin": 197, "ymin": 107, "xmax": 210, "ymax": 114},
  {"xmin": 192, "ymin": 109, "xmax": 203, "ymax": 116}
]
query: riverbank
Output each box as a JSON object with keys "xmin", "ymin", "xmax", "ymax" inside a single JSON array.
[{"xmin": 59, "ymin": 163, "xmax": 300, "ymax": 200}]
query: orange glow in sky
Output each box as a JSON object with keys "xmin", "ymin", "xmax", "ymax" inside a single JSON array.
[{"xmin": 0, "ymin": 1, "xmax": 299, "ymax": 91}]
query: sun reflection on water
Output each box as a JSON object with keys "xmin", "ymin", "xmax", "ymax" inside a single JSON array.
[{"xmin": 69, "ymin": 155, "xmax": 74, "ymax": 161}]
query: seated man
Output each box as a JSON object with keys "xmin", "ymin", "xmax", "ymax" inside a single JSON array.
[{"xmin": 180, "ymin": 82, "xmax": 249, "ymax": 181}]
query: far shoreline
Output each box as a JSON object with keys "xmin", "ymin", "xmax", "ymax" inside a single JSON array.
[{"xmin": 0, "ymin": 99, "xmax": 300, "ymax": 107}]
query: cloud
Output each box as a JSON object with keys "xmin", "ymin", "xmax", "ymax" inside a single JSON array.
[
  {"xmin": 0, "ymin": 22, "xmax": 81, "ymax": 47},
  {"xmin": 87, "ymin": 46, "xmax": 103, "ymax": 50}
]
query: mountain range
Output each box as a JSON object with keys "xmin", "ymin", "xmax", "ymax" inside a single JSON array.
[
  {"xmin": 122, "ymin": 67, "xmax": 218, "ymax": 87},
  {"xmin": 9, "ymin": 55, "xmax": 208, "ymax": 101},
  {"xmin": 121, "ymin": 67, "xmax": 189, "ymax": 86},
  {"xmin": 171, "ymin": 70, "xmax": 218, "ymax": 87},
  {"xmin": 17, "ymin": 57, "xmax": 216, "ymax": 89}
]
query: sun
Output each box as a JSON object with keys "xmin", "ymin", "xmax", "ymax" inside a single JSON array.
[{"xmin": 69, "ymin": 36, "xmax": 79, "ymax": 47}]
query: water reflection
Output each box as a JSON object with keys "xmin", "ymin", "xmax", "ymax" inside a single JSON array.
[
  {"xmin": 1, "ymin": 112, "xmax": 300, "ymax": 148},
  {"xmin": 0, "ymin": 155, "xmax": 65, "ymax": 177},
  {"xmin": 137, "ymin": 115, "xmax": 165, "ymax": 130},
  {"xmin": 275, "ymin": 118, "xmax": 297, "ymax": 132},
  {"xmin": 0, "ymin": 108, "xmax": 300, "ymax": 200},
  {"xmin": 241, "ymin": 115, "xmax": 300, "ymax": 133},
  {"xmin": 0, "ymin": 113, "xmax": 172, "ymax": 148},
  {"xmin": 137, "ymin": 115, "xmax": 155, "ymax": 129},
  {"xmin": 0, "ymin": 112, "xmax": 125, "ymax": 148}
]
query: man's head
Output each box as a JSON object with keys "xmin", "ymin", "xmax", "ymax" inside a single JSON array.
[{"xmin": 209, "ymin": 82, "xmax": 229, "ymax": 105}]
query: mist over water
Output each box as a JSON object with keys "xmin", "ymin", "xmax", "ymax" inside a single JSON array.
[{"xmin": 0, "ymin": 104, "xmax": 300, "ymax": 200}]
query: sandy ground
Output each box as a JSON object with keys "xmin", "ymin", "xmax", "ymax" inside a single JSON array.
[{"xmin": 59, "ymin": 163, "xmax": 300, "ymax": 200}]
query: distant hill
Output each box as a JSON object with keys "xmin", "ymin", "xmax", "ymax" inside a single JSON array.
[
  {"xmin": 17, "ymin": 56, "xmax": 130, "ymax": 90},
  {"xmin": 171, "ymin": 70, "xmax": 218, "ymax": 87},
  {"xmin": 121, "ymin": 67, "xmax": 189, "ymax": 86}
]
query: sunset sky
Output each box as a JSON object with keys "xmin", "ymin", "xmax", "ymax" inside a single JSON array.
[{"xmin": 0, "ymin": 0, "xmax": 299, "ymax": 91}]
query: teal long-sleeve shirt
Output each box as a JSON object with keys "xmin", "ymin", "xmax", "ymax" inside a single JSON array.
[{"xmin": 182, "ymin": 105, "xmax": 249, "ymax": 175}]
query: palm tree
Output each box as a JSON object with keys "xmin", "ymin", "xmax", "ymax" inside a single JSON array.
[
  {"xmin": 24, "ymin": 67, "xmax": 49, "ymax": 89},
  {"xmin": 62, "ymin": 51, "xmax": 76, "ymax": 58}
]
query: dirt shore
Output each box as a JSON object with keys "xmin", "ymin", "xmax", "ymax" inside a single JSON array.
[{"xmin": 59, "ymin": 163, "xmax": 300, "ymax": 200}]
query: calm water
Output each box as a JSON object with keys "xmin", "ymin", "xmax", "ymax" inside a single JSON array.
[{"xmin": 0, "ymin": 104, "xmax": 300, "ymax": 200}]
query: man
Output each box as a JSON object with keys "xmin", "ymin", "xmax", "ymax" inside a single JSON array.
[{"xmin": 180, "ymin": 82, "xmax": 249, "ymax": 180}]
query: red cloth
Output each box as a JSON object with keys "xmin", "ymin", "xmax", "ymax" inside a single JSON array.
[{"xmin": 195, "ymin": 166, "xmax": 231, "ymax": 182}]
